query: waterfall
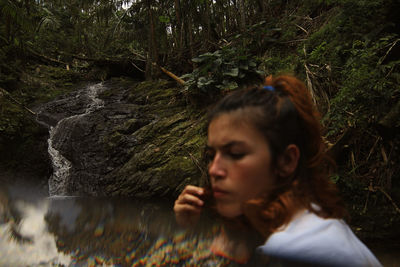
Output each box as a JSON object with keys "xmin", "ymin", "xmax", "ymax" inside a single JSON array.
[
  {"xmin": 46, "ymin": 83, "xmax": 106, "ymax": 196},
  {"xmin": 48, "ymin": 127, "xmax": 72, "ymax": 196}
]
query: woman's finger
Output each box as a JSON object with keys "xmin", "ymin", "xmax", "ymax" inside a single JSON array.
[
  {"xmin": 181, "ymin": 185, "xmax": 204, "ymax": 197},
  {"xmin": 176, "ymin": 193, "xmax": 204, "ymax": 207},
  {"xmin": 174, "ymin": 203, "xmax": 202, "ymax": 214}
]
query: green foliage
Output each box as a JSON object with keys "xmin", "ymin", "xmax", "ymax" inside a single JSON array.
[
  {"xmin": 180, "ymin": 47, "xmax": 263, "ymax": 102},
  {"xmin": 294, "ymin": 0, "xmax": 400, "ymax": 135},
  {"xmin": 158, "ymin": 15, "xmax": 170, "ymax": 23},
  {"xmin": 36, "ymin": 7, "xmax": 60, "ymax": 33},
  {"xmin": 309, "ymin": 41, "xmax": 328, "ymax": 62},
  {"xmin": 261, "ymin": 52, "xmax": 301, "ymax": 76},
  {"xmin": 324, "ymin": 34, "xmax": 400, "ymax": 136},
  {"xmin": 297, "ymin": 1, "xmax": 400, "ymax": 232}
]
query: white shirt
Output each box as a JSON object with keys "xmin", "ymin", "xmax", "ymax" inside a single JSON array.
[{"xmin": 257, "ymin": 210, "xmax": 382, "ymax": 266}]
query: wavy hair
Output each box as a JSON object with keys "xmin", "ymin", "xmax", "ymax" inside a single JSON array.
[{"xmin": 206, "ymin": 75, "xmax": 346, "ymax": 238}]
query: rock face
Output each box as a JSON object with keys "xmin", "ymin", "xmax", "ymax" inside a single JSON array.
[{"xmin": 37, "ymin": 79, "xmax": 206, "ymax": 198}]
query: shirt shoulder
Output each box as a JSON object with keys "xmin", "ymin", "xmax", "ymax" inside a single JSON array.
[{"xmin": 257, "ymin": 211, "xmax": 382, "ymax": 267}]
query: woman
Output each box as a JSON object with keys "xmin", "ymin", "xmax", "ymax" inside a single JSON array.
[{"xmin": 174, "ymin": 75, "xmax": 381, "ymax": 266}]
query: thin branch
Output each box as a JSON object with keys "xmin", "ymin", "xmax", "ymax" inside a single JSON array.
[
  {"xmin": 344, "ymin": 110, "xmax": 354, "ymax": 116},
  {"xmin": 112, "ymin": 8, "xmax": 129, "ymax": 37},
  {"xmin": 362, "ymin": 189, "xmax": 370, "ymax": 214},
  {"xmin": 0, "ymin": 87, "xmax": 36, "ymax": 115},
  {"xmin": 378, "ymin": 38, "xmax": 399, "ymax": 65},
  {"xmin": 129, "ymin": 50, "xmax": 146, "ymax": 60},
  {"xmin": 187, "ymin": 152, "xmax": 206, "ymax": 177},
  {"xmin": 279, "ymin": 39, "xmax": 307, "ymax": 44},
  {"xmin": 28, "ymin": 48, "xmax": 68, "ymax": 66},
  {"xmin": 153, "ymin": 63, "xmax": 185, "ymax": 85},
  {"xmin": 377, "ymin": 187, "xmax": 400, "ymax": 215},
  {"xmin": 303, "ymin": 45, "xmax": 317, "ymax": 104},
  {"xmin": 292, "ymin": 15, "xmax": 313, "ymax": 21},
  {"xmin": 131, "ymin": 61, "xmax": 145, "ymax": 72},
  {"xmin": 381, "ymin": 146, "xmax": 388, "ymax": 164},
  {"xmin": 295, "ymin": 23, "xmax": 308, "ymax": 35},
  {"xmin": 366, "ymin": 137, "xmax": 380, "ymax": 161}
]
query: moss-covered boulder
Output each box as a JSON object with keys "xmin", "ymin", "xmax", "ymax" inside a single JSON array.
[
  {"xmin": 37, "ymin": 78, "xmax": 207, "ymax": 199},
  {"xmin": 103, "ymin": 80, "xmax": 208, "ymax": 198}
]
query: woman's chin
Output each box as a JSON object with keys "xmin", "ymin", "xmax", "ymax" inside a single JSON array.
[{"xmin": 216, "ymin": 203, "xmax": 242, "ymax": 218}]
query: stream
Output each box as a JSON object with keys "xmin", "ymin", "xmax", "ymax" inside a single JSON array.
[{"xmin": 0, "ymin": 181, "xmax": 230, "ymax": 266}]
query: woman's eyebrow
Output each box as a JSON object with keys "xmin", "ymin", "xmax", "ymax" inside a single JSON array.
[{"xmin": 207, "ymin": 141, "xmax": 247, "ymax": 150}]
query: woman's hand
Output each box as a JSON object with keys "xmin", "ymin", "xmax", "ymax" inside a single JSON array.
[{"xmin": 174, "ymin": 185, "xmax": 205, "ymax": 227}]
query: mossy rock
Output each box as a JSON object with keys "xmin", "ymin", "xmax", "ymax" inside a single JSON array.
[{"xmin": 102, "ymin": 80, "xmax": 207, "ymax": 198}]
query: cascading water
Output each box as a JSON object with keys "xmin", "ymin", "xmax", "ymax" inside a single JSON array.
[
  {"xmin": 47, "ymin": 128, "xmax": 72, "ymax": 196},
  {"xmin": 46, "ymin": 83, "xmax": 106, "ymax": 196}
]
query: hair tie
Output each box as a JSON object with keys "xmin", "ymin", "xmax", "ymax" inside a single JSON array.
[{"xmin": 263, "ymin": 85, "xmax": 275, "ymax": 92}]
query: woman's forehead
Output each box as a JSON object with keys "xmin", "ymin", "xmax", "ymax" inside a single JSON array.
[
  {"xmin": 208, "ymin": 111, "xmax": 250, "ymax": 134},
  {"xmin": 207, "ymin": 112, "xmax": 266, "ymax": 146}
]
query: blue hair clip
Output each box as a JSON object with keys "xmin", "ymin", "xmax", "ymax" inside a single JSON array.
[{"xmin": 263, "ymin": 85, "xmax": 275, "ymax": 91}]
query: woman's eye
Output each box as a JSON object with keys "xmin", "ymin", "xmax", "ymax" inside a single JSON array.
[{"xmin": 229, "ymin": 152, "xmax": 245, "ymax": 160}]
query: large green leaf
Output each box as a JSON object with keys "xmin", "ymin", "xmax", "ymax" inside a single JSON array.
[
  {"xmin": 223, "ymin": 68, "xmax": 239, "ymax": 77},
  {"xmin": 192, "ymin": 57, "xmax": 204, "ymax": 63}
]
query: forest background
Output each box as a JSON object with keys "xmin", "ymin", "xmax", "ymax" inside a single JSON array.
[{"xmin": 0, "ymin": 0, "xmax": 399, "ymax": 242}]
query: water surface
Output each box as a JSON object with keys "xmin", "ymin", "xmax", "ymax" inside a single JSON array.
[
  {"xmin": 0, "ymin": 179, "xmax": 244, "ymax": 267},
  {"xmin": 1, "ymin": 178, "xmax": 398, "ymax": 267}
]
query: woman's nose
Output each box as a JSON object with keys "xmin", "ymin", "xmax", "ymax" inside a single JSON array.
[{"xmin": 208, "ymin": 153, "xmax": 226, "ymax": 178}]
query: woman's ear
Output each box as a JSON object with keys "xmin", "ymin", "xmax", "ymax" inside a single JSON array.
[{"xmin": 276, "ymin": 144, "xmax": 300, "ymax": 177}]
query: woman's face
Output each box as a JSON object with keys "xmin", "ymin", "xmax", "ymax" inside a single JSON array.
[{"xmin": 207, "ymin": 111, "xmax": 277, "ymax": 218}]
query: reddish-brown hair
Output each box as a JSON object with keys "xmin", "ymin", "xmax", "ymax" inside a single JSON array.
[{"xmin": 207, "ymin": 75, "xmax": 346, "ymax": 238}]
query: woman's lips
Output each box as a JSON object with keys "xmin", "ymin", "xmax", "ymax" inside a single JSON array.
[{"xmin": 213, "ymin": 187, "xmax": 230, "ymax": 198}]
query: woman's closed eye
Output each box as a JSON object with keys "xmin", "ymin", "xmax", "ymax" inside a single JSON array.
[
  {"xmin": 227, "ymin": 151, "xmax": 245, "ymax": 160},
  {"xmin": 205, "ymin": 143, "xmax": 248, "ymax": 161}
]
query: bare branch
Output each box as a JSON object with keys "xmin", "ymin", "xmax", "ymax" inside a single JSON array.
[{"xmin": 0, "ymin": 87, "xmax": 36, "ymax": 115}]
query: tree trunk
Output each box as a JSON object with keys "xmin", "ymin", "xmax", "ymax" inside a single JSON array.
[
  {"xmin": 214, "ymin": 1, "xmax": 224, "ymax": 37},
  {"xmin": 239, "ymin": 0, "xmax": 246, "ymax": 32},
  {"xmin": 257, "ymin": 0, "xmax": 266, "ymax": 17},
  {"xmin": 145, "ymin": 0, "xmax": 158, "ymax": 80},
  {"xmin": 188, "ymin": 16, "xmax": 194, "ymax": 60},
  {"xmin": 174, "ymin": 0, "xmax": 183, "ymax": 59},
  {"xmin": 226, "ymin": 0, "xmax": 233, "ymax": 32},
  {"xmin": 204, "ymin": 0, "xmax": 211, "ymax": 41},
  {"xmin": 5, "ymin": 14, "xmax": 11, "ymax": 42}
]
